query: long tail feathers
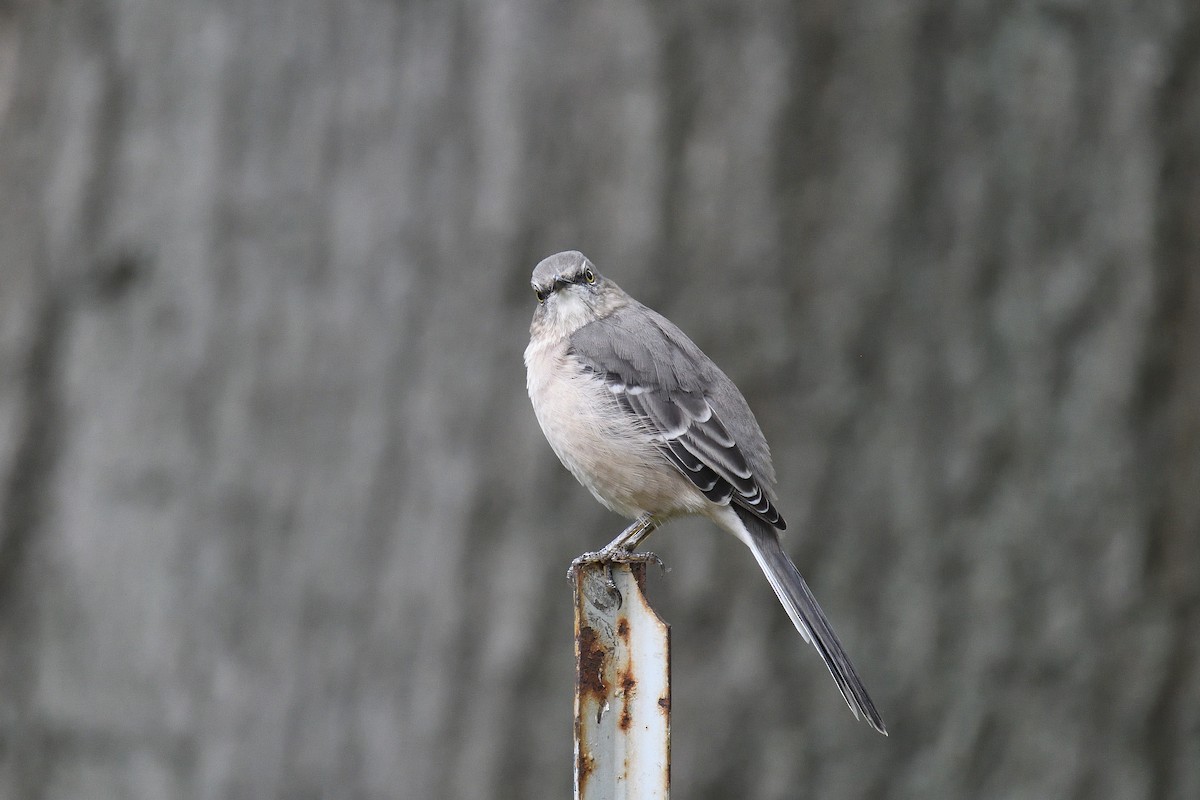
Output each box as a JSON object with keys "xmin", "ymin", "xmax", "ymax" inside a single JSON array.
[{"xmin": 737, "ymin": 508, "xmax": 888, "ymax": 735}]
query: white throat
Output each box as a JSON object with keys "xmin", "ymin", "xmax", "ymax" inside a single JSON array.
[{"xmin": 544, "ymin": 289, "xmax": 595, "ymax": 338}]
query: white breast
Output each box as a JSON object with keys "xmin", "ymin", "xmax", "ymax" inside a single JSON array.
[{"xmin": 524, "ymin": 335, "xmax": 708, "ymax": 521}]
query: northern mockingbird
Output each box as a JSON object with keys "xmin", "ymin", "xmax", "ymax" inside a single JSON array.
[{"xmin": 525, "ymin": 250, "xmax": 886, "ymax": 735}]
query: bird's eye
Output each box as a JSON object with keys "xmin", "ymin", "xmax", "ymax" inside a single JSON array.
[
  {"xmin": 535, "ymin": 287, "xmax": 547, "ymax": 303},
  {"xmin": 584, "ymin": 268, "xmax": 596, "ymax": 284}
]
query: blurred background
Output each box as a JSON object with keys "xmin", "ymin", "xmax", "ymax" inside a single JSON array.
[{"xmin": 1, "ymin": 1, "xmax": 1198, "ymax": 798}]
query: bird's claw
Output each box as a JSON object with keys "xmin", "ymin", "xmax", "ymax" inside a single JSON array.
[{"xmin": 567, "ymin": 549, "xmax": 664, "ymax": 593}]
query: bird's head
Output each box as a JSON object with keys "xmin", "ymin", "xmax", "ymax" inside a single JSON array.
[{"xmin": 529, "ymin": 251, "xmax": 625, "ymax": 337}]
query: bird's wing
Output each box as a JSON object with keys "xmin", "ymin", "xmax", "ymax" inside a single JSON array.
[{"xmin": 569, "ymin": 304, "xmax": 784, "ymax": 529}]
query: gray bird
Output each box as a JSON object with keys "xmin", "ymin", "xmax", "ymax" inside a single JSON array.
[{"xmin": 525, "ymin": 250, "xmax": 886, "ymax": 735}]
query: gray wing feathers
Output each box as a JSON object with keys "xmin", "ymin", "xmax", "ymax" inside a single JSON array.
[
  {"xmin": 570, "ymin": 303, "xmax": 783, "ymax": 528},
  {"xmin": 738, "ymin": 507, "xmax": 887, "ymax": 735}
]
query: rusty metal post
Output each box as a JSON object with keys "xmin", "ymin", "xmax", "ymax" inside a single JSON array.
[{"xmin": 572, "ymin": 555, "xmax": 670, "ymax": 800}]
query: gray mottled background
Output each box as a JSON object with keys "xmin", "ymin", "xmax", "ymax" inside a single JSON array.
[{"xmin": 1, "ymin": 1, "xmax": 1198, "ymax": 798}]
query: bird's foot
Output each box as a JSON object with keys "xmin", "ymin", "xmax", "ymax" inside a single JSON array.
[
  {"xmin": 567, "ymin": 548, "xmax": 664, "ymax": 591},
  {"xmin": 567, "ymin": 514, "xmax": 665, "ymax": 597}
]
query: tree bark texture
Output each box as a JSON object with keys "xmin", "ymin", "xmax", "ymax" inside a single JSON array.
[{"xmin": 0, "ymin": 1, "xmax": 1197, "ymax": 798}]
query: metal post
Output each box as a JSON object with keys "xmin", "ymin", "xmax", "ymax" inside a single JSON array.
[{"xmin": 572, "ymin": 555, "xmax": 670, "ymax": 800}]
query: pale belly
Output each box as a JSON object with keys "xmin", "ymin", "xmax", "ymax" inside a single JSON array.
[{"xmin": 524, "ymin": 336, "xmax": 710, "ymax": 521}]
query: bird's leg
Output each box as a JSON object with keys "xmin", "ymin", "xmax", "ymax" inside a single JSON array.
[
  {"xmin": 568, "ymin": 514, "xmax": 663, "ymax": 593},
  {"xmin": 602, "ymin": 513, "xmax": 659, "ymax": 553}
]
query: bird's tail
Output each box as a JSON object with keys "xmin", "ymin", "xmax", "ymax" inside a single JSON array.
[{"xmin": 736, "ymin": 507, "xmax": 888, "ymax": 735}]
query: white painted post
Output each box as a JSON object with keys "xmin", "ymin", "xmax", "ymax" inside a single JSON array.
[{"xmin": 572, "ymin": 555, "xmax": 670, "ymax": 800}]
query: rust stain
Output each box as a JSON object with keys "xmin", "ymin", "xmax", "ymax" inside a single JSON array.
[
  {"xmin": 617, "ymin": 666, "xmax": 637, "ymax": 731},
  {"xmin": 618, "ymin": 707, "xmax": 633, "ymax": 731},
  {"xmin": 616, "ymin": 617, "xmax": 630, "ymax": 641},
  {"xmin": 632, "ymin": 561, "xmax": 647, "ymax": 593},
  {"xmin": 657, "ymin": 695, "xmax": 670, "ymax": 713},
  {"xmin": 622, "ymin": 669, "xmax": 637, "ymax": 696},
  {"xmin": 576, "ymin": 747, "xmax": 596, "ymax": 792},
  {"xmin": 576, "ymin": 625, "xmax": 609, "ymax": 699},
  {"xmin": 576, "ymin": 623, "xmax": 607, "ymax": 792}
]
